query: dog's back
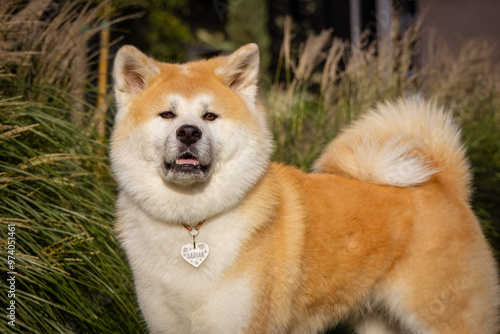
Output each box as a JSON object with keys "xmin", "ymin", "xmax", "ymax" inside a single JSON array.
[{"xmin": 306, "ymin": 99, "xmax": 500, "ymax": 333}]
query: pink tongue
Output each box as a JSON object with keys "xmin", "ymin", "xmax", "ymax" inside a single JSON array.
[{"xmin": 177, "ymin": 158, "xmax": 198, "ymax": 165}]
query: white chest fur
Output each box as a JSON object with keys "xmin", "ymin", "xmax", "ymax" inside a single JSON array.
[{"xmin": 117, "ymin": 194, "xmax": 254, "ymax": 333}]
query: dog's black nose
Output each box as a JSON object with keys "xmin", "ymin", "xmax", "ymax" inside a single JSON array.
[{"xmin": 176, "ymin": 125, "xmax": 202, "ymax": 146}]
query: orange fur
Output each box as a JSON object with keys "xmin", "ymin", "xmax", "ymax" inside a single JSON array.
[
  {"xmin": 231, "ymin": 163, "xmax": 499, "ymax": 333},
  {"xmin": 111, "ymin": 44, "xmax": 500, "ymax": 334}
]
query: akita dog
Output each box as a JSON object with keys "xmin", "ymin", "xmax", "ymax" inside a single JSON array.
[{"xmin": 110, "ymin": 44, "xmax": 499, "ymax": 333}]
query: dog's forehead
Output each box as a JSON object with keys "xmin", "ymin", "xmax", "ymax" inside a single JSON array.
[
  {"xmin": 121, "ymin": 58, "xmax": 262, "ymax": 130},
  {"xmin": 140, "ymin": 70, "xmax": 248, "ymax": 114},
  {"xmin": 165, "ymin": 93, "xmax": 211, "ymax": 109},
  {"xmin": 163, "ymin": 93, "xmax": 213, "ymax": 123},
  {"xmin": 153, "ymin": 60, "xmax": 223, "ymax": 93},
  {"xmin": 144, "ymin": 63, "xmax": 225, "ymax": 105}
]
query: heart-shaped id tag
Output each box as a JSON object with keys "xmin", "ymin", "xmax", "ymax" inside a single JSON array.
[{"xmin": 181, "ymin": 243, "xmax": 209, "ymax": 267}]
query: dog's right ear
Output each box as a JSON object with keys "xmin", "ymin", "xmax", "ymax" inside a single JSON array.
[
  {"xmin": 113, "ymin": 45, "xmax": 160, "ymax": 110},
  {"xmin": 216, "ymin": 43, "xmax": 260, "ymax": 102}
]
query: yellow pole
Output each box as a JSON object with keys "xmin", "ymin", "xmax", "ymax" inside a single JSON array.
[{"xmin": 96, "ymin": 2, "xmax": 111, "ymax": 138}]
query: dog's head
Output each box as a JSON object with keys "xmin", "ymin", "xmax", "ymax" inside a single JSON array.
[{"xmin": 110, "ymin": 44, "xmax": 273, "ymax": 224}]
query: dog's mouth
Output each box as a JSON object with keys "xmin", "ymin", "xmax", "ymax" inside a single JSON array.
[{"xmin": 164, "ymin": 152, "xmax": 211, "ymax": 174}]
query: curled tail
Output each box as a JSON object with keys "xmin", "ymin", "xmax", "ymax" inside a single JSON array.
[{"xmin": 313, "ymin": 99, "xmax": 471, "ymax": 201}]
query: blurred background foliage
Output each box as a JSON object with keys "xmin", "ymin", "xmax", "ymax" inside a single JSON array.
[{"xmin": 1, "ymin": 0, "xmax": 499, "ymax": 333}]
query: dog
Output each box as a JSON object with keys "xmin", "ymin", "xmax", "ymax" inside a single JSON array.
[{"xmin": 110, "ymin": 43, "xmax": 499, "ymax": 333}]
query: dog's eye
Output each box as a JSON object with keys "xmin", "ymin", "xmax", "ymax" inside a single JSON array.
[
  {"xmin": 203, "ymin": 112, "xmax": 218, "ymax": 121},
  {"xmin": 159, "ymin": 111, "xmax": 175, "ymax": 119}
]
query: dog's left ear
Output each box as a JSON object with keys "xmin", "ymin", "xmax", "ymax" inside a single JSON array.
[
  {"xmin": 217, "ymin": 43, "xmax": 260, "ymax": 101},
  {"xmin": 113, "ymin": 45, "xmax": 160, "ymax": 111}
]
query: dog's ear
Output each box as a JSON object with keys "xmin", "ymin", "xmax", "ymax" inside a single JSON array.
[
  {"xmin": 113, "ymin": 45, "xmax": 160, "ymax": 109},
  {"xmin": 217, "ymin": 43, "xmax": 260, "ymax": 101}
]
